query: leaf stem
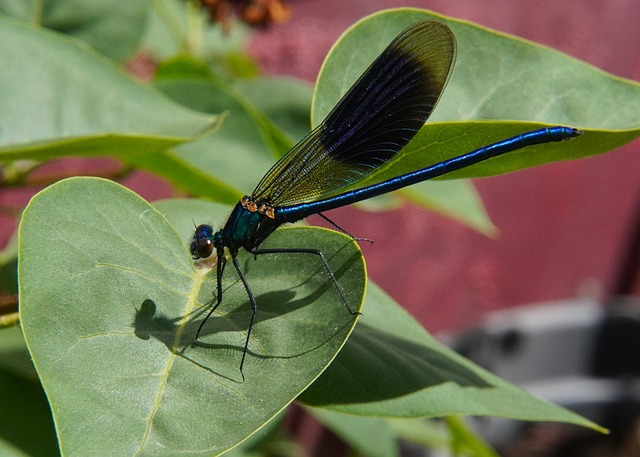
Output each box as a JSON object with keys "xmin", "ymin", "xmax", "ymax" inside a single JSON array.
[
  {"xmin": 0, "ymin": 295, "xmax": 19, "ymax": 328},
  {"xmin": 32, "ymin": 0, "xmax": 44, "ymax": 25},
  {"xmin": 185, "ymin": 0, "xmax": 204, "ymax": 54},
  {"xmin": 150, "ymin": 0, "xmax": 188, "ymax": 53}
]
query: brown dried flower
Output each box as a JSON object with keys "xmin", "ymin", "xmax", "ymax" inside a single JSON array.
[{"xmin": 199, "ymin": 0, "xmax": 291, "ymax": 32}]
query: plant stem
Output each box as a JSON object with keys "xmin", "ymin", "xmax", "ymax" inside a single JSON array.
[
  {"xmin": 32, "ymin": 0, "xmax": 44, "ymax": 25},
  {"xmin": 151, "ymin": 0, "xmax": 188, "ymax": 53},
  {"xmin": 185, "ymin": 0, "xmax": 204, "ymax": 55}
]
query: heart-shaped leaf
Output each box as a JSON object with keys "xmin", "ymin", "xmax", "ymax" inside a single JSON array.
[{"xmin": 19, "ymin": 178, "xmax": 365, "ymax": 456}]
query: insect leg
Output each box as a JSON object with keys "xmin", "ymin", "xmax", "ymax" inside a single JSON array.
[
  {"xmin": 194, "ymin": 253, "xmax": 227, "ymax": 342},
  {"xmin": 316, "ymin": 213, "xmax": 374, "ymax": 245},
  {"xmin": 250, "ymin": 247, "xmax": 359, "ymax": 316},
  {"xmin": 231, "ymin": 255, "xmax": 257, "ymax": 382}
]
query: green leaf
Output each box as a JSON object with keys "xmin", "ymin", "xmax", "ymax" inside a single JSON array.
[
  {"xmin": 387, "ymin": 417, "xmax": 499, "ymax": 457},
  {"xmin": 148, "ymin": 76, "xmax": 311, "ymax": 204},
  {"xmin": 311, "ymin": 8, "xmax": 640, "ymax": 215},
  {"xmin": 300, "ymin": 284, "xmax": 603, "ymax": 431},
  {"xmin": 155, "ymin": 54, "xmax": 217, "ymax": 80},
  {"xmin": 19, "ymin": 179, "xmax": 365, "ymax": 456},
  {"xmin": 314, "ymin": 8, "xmax": 640, "ymax": 129},
  {"xmin": 125, "ymin": 148, "xmax": 243, "ymax": 206},
  {"xmin": 307, "ymin": 407, "xmax": 398, "ymax": 457},
  {"xmin": 380, "ymin": 121, "xmax": 637, "ymax": 181},
  {"xmin": 353, "ymin": 179, "xmax": 496, "ymax": 237},
  {"xmin": 444, "ymin": 416, "xmax": 499, "ymax": 457},
  {"xmin": 0, "ymin": 368, "xmax": 58, "ymax": 457},
  {"xmin": 222, "ymin": 411, "xmax": 298, "ymax": 457},
  {"xmin": 0, "ymin": 0, "xmax": 150, "ymax": 61},
  {"xmin": 225, "ymin": 51, "xmax": 261, "ymax": 79},
  {"xmin": 387, "ymin": 418, "xmax": 451, "ymax": 450},
  {"xmin": 0, "ymin": 326, "xmax": 58, "ymax": 456},
  {"xmin": 0, "ymin": 326, "xmax": 36, "ymax": 380},
  {"xmin": 234, "ymin": 77, "xmax": 314, "ymax": 143},
  {"xmin": 0, "ymin": 16, "xmax": 217, "ymax": 160},
  {"xmin": 0, "ymin": 227, "xmax": 18, "ymax": 295},
  {"xmin": 155, "ymin": 78, "xmax": 293, "ymax": 201}
]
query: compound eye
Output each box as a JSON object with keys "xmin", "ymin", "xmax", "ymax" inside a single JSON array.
[{"xmin": 195, "ymin": 237, "xmax": 214, "ymax": 259}]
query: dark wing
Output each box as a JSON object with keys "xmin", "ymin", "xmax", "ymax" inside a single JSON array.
[{"xmin": 251, "ymin": 19, "xmax": 456, "ymax": 207}]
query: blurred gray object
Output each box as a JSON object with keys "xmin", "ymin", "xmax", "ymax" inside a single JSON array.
[{"xmin": 448, "ymin": 298, "xmax": 640, "ymax": 456}]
